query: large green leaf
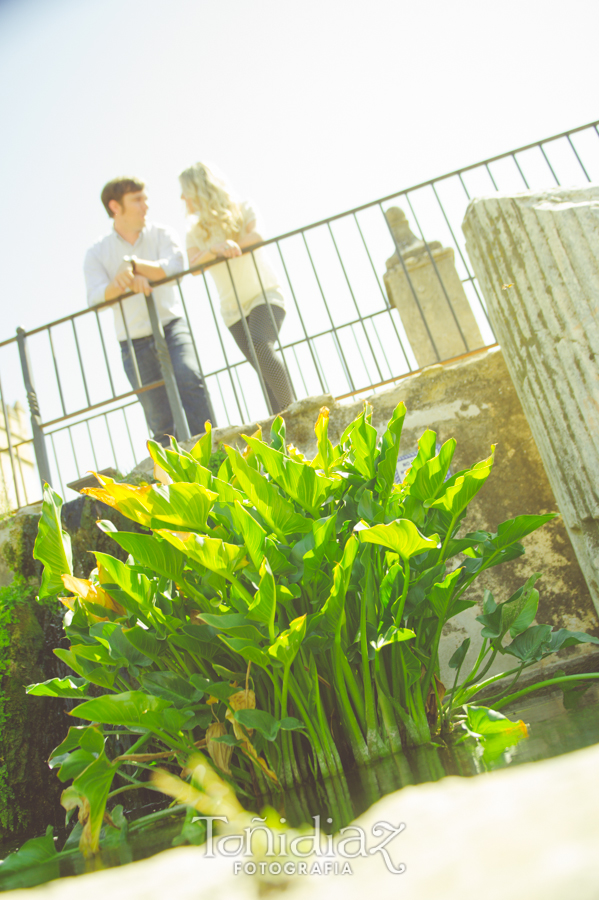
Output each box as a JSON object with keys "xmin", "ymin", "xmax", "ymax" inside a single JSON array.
[
  {"xmin": 148, "ymin": 439, "xmax": 205, "ymax": 484},
  {"xmin": 26, "ymin": 676, "xmax": 90, "ymax": 700},
  {"xmin": 122, "ymin": 624, "xmax": 164, "ymax": 664},
  {"xmin": 358, "ymin": 518, "xmax": 439, "ymax": 559},
  {"xmin": 140, "ymin": 671, "xmax": 205, "ymax": 707},
  {"xmin": 247, "ymin": 559, "xmax": 277, "ymax": 639},
  {"xmin": 268, "ymin": 614, "xmax": 307, "ymax": 667},
  {"xmin": 32, "ymin": 485, "xmax": 73, "ymax": 598},
  {"xmin": 94, "ymin": 552, "xmax": 154, "ymax": 609},
  {"xmin": 107, "ymin": 625, "xmax": 154, "ymax": 668},
  {"xmin": 109, "ymin": 532, "xmax": 185, "ymax": 582},
  {"xmin": 232, "ymin": 501, "xmax": 266, "ymax": 570},
  {"xmin": 341, "ymin": 409, "xmax": 378, "ymax": 480},
  {"xmin": 547, "ymin": 629, "xmax": 599, "ymax": 652},
  {"xmin": 371, "ymin": 625, "xmax": 415, "ymax": 652},
  {"xmin": 410, "ymin": 438, "xmax": 456, "ymax": 503},
  {"xmin": 492, "ymin": 514, "xmax": 558, "ymax": 549},
  {"xmin": 311, "ymin": 407, "xmax": 335, "ymax": 475},
  {"xmin": 71, "ymin": 691, "xmax": 180, "ymax": 734},
  {"xmin": 375, "ymin": 401, "xmax": 406, "ymax": 502},
  {"xmin": 156, "ymin": 530, "xmax": 246, "ymax": 579},
  {"xmin": 218, "ymin": 635, "xmax": 276, "ymax": 670},
  {"xmin": 198, "ymin": 613, "xmax": 266, "ymax": 643},
  {"xmin": 0, "ymin": 826, "xmax": 59, "ymax": 889},
  {"xmin": 62, "ymin": 751, "xmax": 116, "ymax": 855},
  {"xmin": 243, "ymin": 435, "xmax": 338, "ymax": 516},
  {"xmin": 428, "ymin": 448, "xmax": 495, "ymax": 517},
  {"xmin": 233, "ymin": 708, "xmax": 304, "ymax": 741},
  {"xmin": 402, "ymin": 430, "xmax": 437, "ymax": 486},
  {"xmin": 427, "ymin": 567, "xmax": 463, "ymax": 620},
  {"xmin": 321, "ymin": 536, "xmax": 359, "ymax": 632},
  {"xmin": 503, "ymin": 624, "xmax": 553, "ymax": 662},
  {"xmin": 189, "ymin": 421, "xmax": 213, "ymax": 468},
  {"xmin": 225, "ymin": 446, "xmax": 312, "ymax": 538}
]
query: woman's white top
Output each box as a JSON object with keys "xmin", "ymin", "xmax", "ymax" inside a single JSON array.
[{"xmin": 186, "ymin": 201, "xmax": 285, "ymax": 327}]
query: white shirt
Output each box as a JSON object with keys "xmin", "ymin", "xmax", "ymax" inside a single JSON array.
[
  {"xmin": 186, "ymin": 201, "xmax": 285, "ymax": 327},
  {"xmin": 84, "ymin": 222, "xmax": 185, "ymax": 341}
]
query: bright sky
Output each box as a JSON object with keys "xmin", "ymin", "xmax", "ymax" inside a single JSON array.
[{"xmin": 1, "ymin": 0, "xmax": 598, "ymax": 338}]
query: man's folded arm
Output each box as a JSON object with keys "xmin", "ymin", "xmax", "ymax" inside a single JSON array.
[{"xmin": 84, "ymin": 248, "xmax": 134, "ymax": 304}]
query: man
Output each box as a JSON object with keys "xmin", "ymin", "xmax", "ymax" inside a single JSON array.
[{"xmin": 84, "ymin": 176, "xmax": 212, "ymax": 446}]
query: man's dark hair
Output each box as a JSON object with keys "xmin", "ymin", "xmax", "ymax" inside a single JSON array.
[{"xmin": 101, "ymin": 177, "xmax": 145, "ymax": 217}]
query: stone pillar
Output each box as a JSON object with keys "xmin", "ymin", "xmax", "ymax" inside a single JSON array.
[
  {"xmin": 462, "ymin": 186, "xmax": 599, "ymax": 613},
  {"xmin": 383, "ymin": 207, "xmax": 485, "ymax": 367}
]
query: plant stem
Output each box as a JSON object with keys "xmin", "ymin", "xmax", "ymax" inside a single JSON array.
[
  {"xmin": 394, "ymin": 559, "xmax": 410, "ymax": 626},
  {"xmin": 489, "ymin": 673, "xmax": 599, "ymax": 710}
]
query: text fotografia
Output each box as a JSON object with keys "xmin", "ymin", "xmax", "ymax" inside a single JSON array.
[{"xmin": 196, "ymin": 815, "xmax": 406, "ymax": 875}]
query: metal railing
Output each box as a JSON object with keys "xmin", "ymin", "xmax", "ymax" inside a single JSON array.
[{"xmin": 1, "ymin": 119, "xmax": 598, "ymax": 510}]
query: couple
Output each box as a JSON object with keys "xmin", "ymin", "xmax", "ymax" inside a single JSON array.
[{"xmin": 83, "ymin": 164, "xmax": 294, "ymax": 446}]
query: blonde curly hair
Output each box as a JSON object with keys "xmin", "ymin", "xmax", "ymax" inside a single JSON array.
[{"xmin": 179, "ymin": 162, "xmax": 245, "ymax": 245}]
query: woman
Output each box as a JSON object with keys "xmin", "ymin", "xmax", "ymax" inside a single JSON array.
[{"xmin": 179, "ymin": 162, "xmax": 294, "ymax": 414}]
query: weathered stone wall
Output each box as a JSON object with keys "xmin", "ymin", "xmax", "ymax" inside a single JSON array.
[
  {"xmin": 462, "ymin": 186, "xmax": 599, "ymax": 615},
  {"xmin": 0, "ymin": 499, "xmax": 147, "ymax": 843}
]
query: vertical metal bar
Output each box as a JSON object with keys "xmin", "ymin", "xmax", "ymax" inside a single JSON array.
[
  {"xmin": 249, "ymin": 249, "xmax": 296, "ymax": 399},
  {"xmin": 379, "ymin": 201, "xmax": 442, "ymax": 363},
  {"xmin": 326, "ymin": 222, "xmax": 384, "ymax": 382},
  {"xmin": 234, "ymin": 364, "xmax": 251, "ymax": 423},
  {"xmin": 352, "ymin": 212, "xmax": 413, "ymax": 372},
  {"xmin": 369, "ymin": 316, "xmax": 393, "ymax": 378},
  {"xmin": 292, "ymin": 345, "xmax": 309, "ymax": 395},
  {"xmin": 566, "ymin": 133, "xmax": 591, "ymax": 182},
  {"xmin": 224, "ymin": 259, "xmax": 274, "ymax": 415},
  {"xmin": 16, "ymin": 327, "xmax": 52, "ymax": 489},
  {"xmin": 539, "ymin": 144, "xmax": 560, "ymax": 185},
  {"xmin": 121, "ymin": 407, "xmax": 137, "ymax": 465},
  {"xmin": 404, "ymin": 193, "xmax": 470, "ymax": 353},
  {"xmin": 301, "ymin": 232, "xmax": 356, "ymax": 391},
  {"xmin": 175, "ymin": 277, "xmax": 217, "ymax": 424},
  {"xmin": 485, "ymin": 163, "xmax": 499, "ymax": 191},
  {"xmin": 0, "ymin": 372, "xmax": 22, "ymax": 508},
  {"xmin": 511, "ymin": 153, "xmax": 530, "ymax": 189},
  {"xmin": 120, "ymin": 300, "xmax": 141, "ymax": 388},
  {"xmin": 85, "ymin": 419, "xmax": 100, "ymax": 471},
  {"xmin": 48, "ymin": 327, "xmax": 67, "ymax": 416},
  {"xmin": 49, "ymin": 432, "xmax": 65, "ymax": 497},
  {"xmin": 71, "ymin": 319, "xmax": 91, "ymax": 407},
  {"xmin": 213, "ymin": 374, "xmax": 230, "ymax": 424},
  {"xmin": 458, "ymin": 172, "xmax": 471, "ymax": 200},
  {"xmin": 429, "ymin": 182, "xmax": 493, "ymax": 332},
  {"xmin": 275, "ymin": 240, "xmax": 325, "ymax": 394},
  {"xmin": 15, "ymin": 447, "xmax": 29, "ymax": 506},
  {"xmin": 95, "ymin": 309, "xmax": 116, "ymax": 398},
  {"xmin": 67, "ymin": 425, "xmax": 81, "ymax": 477},
  {"xmin": 201, "ymin": 271, "xmax": 245, "ymax": 423},
  {"xmin": 349, "ymin": 323, "xmax": 375, "ymax": 385},
  {"xmin": 145, "ymin": 292, "xmax": 191, "ymax": 440},
  {"xmin": 103, "ymin": 412, "xmax": 119, "ymax": 472}
]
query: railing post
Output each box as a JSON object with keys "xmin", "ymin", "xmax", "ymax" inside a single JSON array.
[
  {"xmin": 16, "ymin": 327, "xmax": 52, "ymax": 489},
  {"xmin": 145, "ymin": 293, "xmax": 191, "ymax": 441}
]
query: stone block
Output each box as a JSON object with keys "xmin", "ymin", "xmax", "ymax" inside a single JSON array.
[{"xmin": 462, "ymin": 186, "xmax": 599, "ymax": 614}]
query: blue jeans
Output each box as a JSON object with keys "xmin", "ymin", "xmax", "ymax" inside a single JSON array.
[{"xmin": 120, "ymin": 317, "xmax": 212, "ymax": 446}]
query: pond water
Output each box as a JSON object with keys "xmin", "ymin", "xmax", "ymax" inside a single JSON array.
[{"xmin": 2, "ymin": 686, "xmax": 599, "ymax": 892}]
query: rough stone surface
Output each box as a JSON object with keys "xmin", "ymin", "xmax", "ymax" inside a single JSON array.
[
  {"xmin": 463, "ymin": 186, "xmax": 599, "ymax": 614},
  {"xmin": 383, "ymin": 206, "xmax": 484, "ymax": 367},
  {"xmin": 7, "ymin": 738, "xmax": 599, "ymax": 899}
]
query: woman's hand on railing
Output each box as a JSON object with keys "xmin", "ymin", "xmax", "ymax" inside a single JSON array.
[{"xmin": 210, "ymin": 240, "xmax": 242, "ymax": 258}]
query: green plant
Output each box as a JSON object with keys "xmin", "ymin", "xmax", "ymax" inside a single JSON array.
[{"xmin": 23, "ymin": 404, "xmax": 599, "ymax": 856}]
